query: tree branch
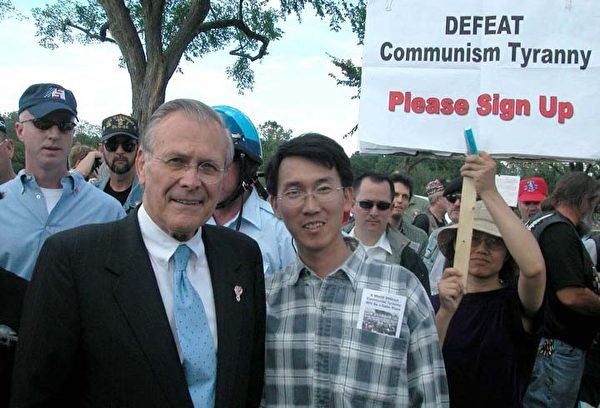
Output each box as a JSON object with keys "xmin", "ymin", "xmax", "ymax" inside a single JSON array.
[
  {"xmin": 164, "ymin": 0, "xmax": 270, "ymax": 79},
  {"xmin": 199, "ymin": 18, "xmax": 269, "ymax": 61},
  {"xmin": 140, "ymin": 0, "xmax": 164, "ymax": 63},
  {"xmin": 405, "ymin": 157, "xmax": 426, "ymax": 174},
  {"xmin": 164, "ymin": 0, "xmax": 211, "ymax": 78},
  {"xmin": 63, "ymin": 19, "xmax": 116, "ymax": 43}
]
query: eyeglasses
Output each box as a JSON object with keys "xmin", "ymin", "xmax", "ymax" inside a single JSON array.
[
  {"xmin": 277, "ymin": 185, "xmax": 344, "ymax": 208},
  {"xmin": 471, "ymin": 231, "xmax": 505, "ymax": 251},
  {"xmin": 0, "ymin": 138, "xmax": 7, "ymax": 147},
  {"xmin": 357, "ymin": 200, "xmax": 391, "ymax": 211},
  {"xmin": 446, "ymin": 193, "xmax": 462, "ymax": 204},
  {"xmin": 151, "ymin": 155, "xmax": 226, "ymax": 184},
  {"xmin": 104, "ymin": 139, "xmax": 137, "ymax": 153},
  {"xmin": 20, "ymin": 118, "xmax": 76, "ymax": 132}
]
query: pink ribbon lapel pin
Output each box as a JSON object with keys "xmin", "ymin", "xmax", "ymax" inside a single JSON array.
[{"xmin": 234, "ymin": 285, "xmax": 244, "ymax": 302}]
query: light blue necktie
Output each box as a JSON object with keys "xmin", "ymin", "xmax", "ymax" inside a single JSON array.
[{"xmin": 172, "ymin": 244, "xmax": 216, "ymax": 407}]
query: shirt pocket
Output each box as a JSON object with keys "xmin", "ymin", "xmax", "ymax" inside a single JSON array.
[{"xmin": 337, "ymin": 325, "xmax": 408, "ymax": 404}]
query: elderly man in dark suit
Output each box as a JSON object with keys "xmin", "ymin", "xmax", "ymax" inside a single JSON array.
[{"xmin": 11, "ymin": 99, "xmax": 266, "ymax": 408}]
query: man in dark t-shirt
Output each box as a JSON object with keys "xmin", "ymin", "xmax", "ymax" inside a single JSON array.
[{"xmin": 523, "ymin": 172, "xmax": 600, "ymax": 408}]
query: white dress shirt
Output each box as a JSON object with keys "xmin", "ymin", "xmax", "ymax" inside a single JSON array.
[
  {"xmin": 349, "ymin": 227, "xmax": 393, "ymax": 262},
  {"xmin": 138, "ymin": 204, "xmax": 218, "ymax": 361}
]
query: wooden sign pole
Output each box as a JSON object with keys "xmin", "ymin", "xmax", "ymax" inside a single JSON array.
[{"xmin": 452, "ymin": 129, "xmax": 478, "ymax": 289}]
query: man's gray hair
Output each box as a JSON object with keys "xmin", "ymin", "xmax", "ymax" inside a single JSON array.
[{"xmin": 141, "ymin": 99, "xmax": 235, "ymax": 168}]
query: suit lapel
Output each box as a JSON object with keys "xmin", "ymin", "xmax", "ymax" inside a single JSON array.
[
  {"xmin": 203, "ymin": 226, "xmax": 244, "ymax": 405},
  {"xmin": 107, "ymin": 213, "xmax": 192, "ymax": 407}
]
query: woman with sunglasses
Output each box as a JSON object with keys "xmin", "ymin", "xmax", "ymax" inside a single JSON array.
[{"xmin": 432, "ymin": 151, "xmax": 546, "ymax": 408}]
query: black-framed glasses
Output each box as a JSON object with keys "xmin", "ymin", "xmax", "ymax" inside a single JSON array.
[
  {"xmin": 446, "ymin": 193, "xmax": 462, "ymax": 204},
  {"xmin": 103, "ymin": 138, "xmax": 137, "ymax": 153},
  {"xmin": 20, "ymin": 118, "xmax": 76, "ymax": 132},
  {"xmin": 357, "ymin": 200, "xmax": 391, "ymax": 211},
  {"xmin": 471, "ymin": 231, "xmax": 505, "ymax": 251}
]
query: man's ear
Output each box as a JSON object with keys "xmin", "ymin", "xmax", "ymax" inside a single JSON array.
[
  {"xmin": 271, "ymin": 195, "xmax": 282, "ymax": 219},
  {"xmin": 5, "ymin": 139, "xmax": 14, "ymax": 159},
  {"xmin": 15, "ymin": 122, "xmax": 25, "ymax": 143},
  {"xmin": 343, "ymin": 186, "xmax": 354, "ymax": 214},
  {"xmin": 136, "ymin": 148, "xmax": 146, "ymax": 188}
]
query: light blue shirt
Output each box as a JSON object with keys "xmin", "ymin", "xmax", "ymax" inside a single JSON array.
[
  {"xmin": 208, "ymin": 188, "xmax": 295, "ymax": 276},
  {"xmin": 0, "ymin": 170, "xmax": 126, "ymax": 280}
]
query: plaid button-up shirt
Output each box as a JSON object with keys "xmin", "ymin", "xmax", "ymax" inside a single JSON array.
[{"xmin": 263, "ymin": 241, "xmax": 449, "ymax": 407}]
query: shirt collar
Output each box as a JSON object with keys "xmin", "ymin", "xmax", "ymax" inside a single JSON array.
[
  {"xmin": 348, "ymin": 227, "xmax": 392, "ymax": 256},
  {"xmin": 372, "ymin": 231, "xmax": 393, "ymax": 255},
  {"xmin": 17, "ymin": 169, "xmax": 79, "ymax": 194},
  {"xmin": 287, "ymin": 236, "xmax": 364, "ymax": 291},
  {"xmin": 137, "ymin": 203, "xmax": 205, "ymax": 264}
]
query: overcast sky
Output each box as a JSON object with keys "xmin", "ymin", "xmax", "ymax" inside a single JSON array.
[{"xmin": 0, "ymin": 2, "xmax": 362, "ymax": 154}]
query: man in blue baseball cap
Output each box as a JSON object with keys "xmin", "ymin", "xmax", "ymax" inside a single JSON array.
[{"xmin": 0, "ymin": 83, "xmax": 125, "ymax": 280}]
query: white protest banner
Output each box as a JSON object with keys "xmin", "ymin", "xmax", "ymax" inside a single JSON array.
[{"xmin": 359, "ymin": 0, "xmax": 600, "ymax": 160}]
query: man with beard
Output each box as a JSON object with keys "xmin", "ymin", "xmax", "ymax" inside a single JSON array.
[
  {"xmin": 523, "ymin": 172, "xmax": 600, "ymax": 408},
  {"xmin": 423, "ymin": 177, "xmax": 463, "ymax": 294},
  {"xmin": 95, "ymin": 114, "xmax": 143, "ymax": 213}
]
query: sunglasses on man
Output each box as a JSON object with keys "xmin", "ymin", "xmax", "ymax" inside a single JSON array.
[
  {"xmin": 103, "ymin": 138, "xmax": 138, "ymax": 153},
  {"xmin": 357, "ymin": 200, "xmax": 391, "ymax": 211},
  {"xmin": 20, "ymin": 118, "xmax": 77, "ymax": 132},
  {"xmin": 445, "ymin": 193, "xmax": 462, "ymax": 204}
]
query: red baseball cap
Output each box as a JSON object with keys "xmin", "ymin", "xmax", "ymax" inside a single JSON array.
[{"xmin": 518, "ymin": 177, "xmax": 548, "ymax": 203}]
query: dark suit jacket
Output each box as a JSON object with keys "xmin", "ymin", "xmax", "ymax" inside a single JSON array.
[
  {"xmin": 10, "ymin": 211, "xmax": 265, "ymax": 408},
  {"xmin": 0, "ymin": 268, "xmax": 28, "ymax": 408}
]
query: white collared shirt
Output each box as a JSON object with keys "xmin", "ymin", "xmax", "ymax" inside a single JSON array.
[
  {"xmin": 138, "ymin": 204, "xmax": 218, "ymax": 360},
  {"xmin": 349, "ymin": 227, "xmax": 393, "ymax": 262}
]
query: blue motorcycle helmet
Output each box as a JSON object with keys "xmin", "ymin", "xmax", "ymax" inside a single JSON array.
[
  {"xmin": 213, "ymin": 105, "xmax": 268, "ymax": 211},
  {"xmin": 213, "ymin": 105, "xmax": 262, "ymax": 164}
]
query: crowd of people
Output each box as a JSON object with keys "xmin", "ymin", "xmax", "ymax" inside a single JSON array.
[{"xmin": 0, "ymin": 82, "xmax": 599, "ymax": 408}]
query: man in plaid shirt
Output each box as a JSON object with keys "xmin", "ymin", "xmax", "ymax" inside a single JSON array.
[{"xmin": 262, "ymin": 133, "xmax": 449, "ymax": 407}]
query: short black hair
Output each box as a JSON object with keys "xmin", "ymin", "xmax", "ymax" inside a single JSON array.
[
  {"xmin": 265, "ymin": 133, "xmax": 353, "ymax": 196},
  {"xmin": 353, "ymin": 172, "xmax": 395, "ymax": 201},
  {"xmin": 389, "ymin": 172, "xmax": 414, "ymax": 199}
]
